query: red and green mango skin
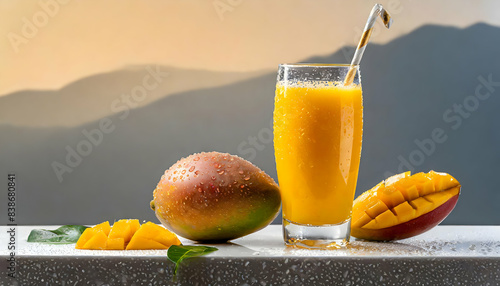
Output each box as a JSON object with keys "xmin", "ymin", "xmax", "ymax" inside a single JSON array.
[{"xmin": 152, "ymin": 152, "xmax": 281, "ymax": 242}]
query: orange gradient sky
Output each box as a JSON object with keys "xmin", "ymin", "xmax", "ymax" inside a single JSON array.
[{"xmin": 2, "ymin": 0, "xmax": 500, "ymax": 95}]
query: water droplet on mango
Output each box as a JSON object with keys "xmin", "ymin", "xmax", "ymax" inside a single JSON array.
[{"xmin": 151, "ymin": 151, "xmax": 281, "ymax": 242}]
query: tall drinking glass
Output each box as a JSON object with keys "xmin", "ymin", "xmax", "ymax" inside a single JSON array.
[{"xmin": 273, "ymin": 64, "xmax": 363, "ymax": 248}]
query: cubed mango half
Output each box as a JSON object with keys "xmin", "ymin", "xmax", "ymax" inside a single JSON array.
[{"xmin": 351, "ymin": 171, "xmax": 460, "ymax": 240}]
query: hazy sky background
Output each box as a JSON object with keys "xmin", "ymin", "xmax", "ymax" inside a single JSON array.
[{"xmin": 2, "ymin": 0, "xmax": 500, "ymax": 96}]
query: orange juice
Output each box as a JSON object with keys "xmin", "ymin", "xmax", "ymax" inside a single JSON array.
[{"xmin": 274, "ymin": 82, "xmax": 363, "ymax": 225}]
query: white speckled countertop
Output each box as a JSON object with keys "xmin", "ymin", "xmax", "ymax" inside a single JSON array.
[{"xmin": 1, "ymin": 225, "xmax": 500, "ymax": 285}]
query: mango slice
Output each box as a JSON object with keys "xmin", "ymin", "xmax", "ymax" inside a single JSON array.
[
  {"xmin": 105, "ymin": 238, "xmax": 125, "ymax": 250},
  {"xmin": 108, "ymin": 219, "xmax": 140, "ymax": 243},
  {"xmin": 75, "ymin": 220, "xmax": 180, "ymax": 250},
  {"xmin": 82, "ymin": 230, "xmax": 108, "ymax": 250},
  {"xmin": 126, "ymin": 237, "xmax": 170, "ymax": 250},
  {"xmin": 351, "ymin": 171, "xmax": 460, "ymax": 241},
  {"xmin": 126, "ymin": 222, "xmax": 181, "ymax": 250},
  {"xmin": 75, "ymin": 221, "xmax": 110, "ymax": 249}
]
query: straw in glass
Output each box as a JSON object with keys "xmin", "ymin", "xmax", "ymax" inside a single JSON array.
[{"xmin": 344, "ymin": 4, "xmax": 393, "ymax": 86}]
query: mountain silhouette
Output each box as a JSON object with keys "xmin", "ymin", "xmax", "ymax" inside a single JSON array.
[
  {"xmin": 1, "ymin": 23, "xmax": 499, "ymax": 225},
  {"xmin": 0, "ymin": 66, "xmax": 266, "ymax": 127}
]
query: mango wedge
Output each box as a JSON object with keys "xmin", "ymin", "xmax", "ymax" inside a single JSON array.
[
  {"xmin": 126, "ymin": 222, "xmax": 181, "ymax": 250},
  {"xmin": 75, "ymin": 221, "xmax": 110, "ymax": 249},
  {"xmin": 76, "ymin": 220, "xmax": 180, "ymax": 250},
  {"xmin": 351, "ymin": 171, "xmax": 460, "ymax": 241},
  {"xmin": 108, "ymin": 219, "xmax": 140, "ymax": 243}
]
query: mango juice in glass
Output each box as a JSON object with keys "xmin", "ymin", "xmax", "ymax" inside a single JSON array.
[{"xmin": 273, "ymin": 64, "xmax": 363, "ymax": 248}]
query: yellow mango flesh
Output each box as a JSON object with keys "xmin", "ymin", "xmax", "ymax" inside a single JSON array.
[
  {"xmin": 105, "ymin": 238, "xmax": 125, "ymax": 250},
  {"xmin": 126, "ymin": 237, "xmax": 169, "ymax": 250},
  {"xmin": 76, "ymin": 220, "xmax": 180, "ymax": 250},
  {"xmin": 392, "ymin": 202, "xmax": 416, "ymax": 223},
  {"xmin": 126, "ymin": 222, "xmax": 181, "ymax": 250},
  {"xmin": 75, "ymin": 221, "xmax": 110, "ymax": 249},
  {"xmin": 82, "ymin": 230, "xmax": 108, "ymax": 250},
  {"xmin": 108, "ymin": 219, "xmax": 140, "ymax": 243},
  {"xmin": 365, "ymin": 200, "xmax": 389, "ymax": 219},
  {"xmin": 352, "ymin": 171, "xmax": 460, "ymax": 230}
]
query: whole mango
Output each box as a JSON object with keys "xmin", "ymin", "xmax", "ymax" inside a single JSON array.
[
  {"xmin": 151, "ymin": 152, "xmax": 281, "ymax": 242},
  {"xmin": 351, "ymin": 171, "xmax": 460, "ymax": 241}
]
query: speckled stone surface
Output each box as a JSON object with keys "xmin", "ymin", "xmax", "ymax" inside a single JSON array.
[{"xmin": 1, "ymin": 225, "xmax": 499, "ymax": 285}]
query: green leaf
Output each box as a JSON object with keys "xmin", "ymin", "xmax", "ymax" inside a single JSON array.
[
  {"xmin": 167, "ymin": 245, "xmax": 218, "ymax": 275},
  {"xmin": 27, "ymin": 225, "xmax": 88, "ymax": 244}
]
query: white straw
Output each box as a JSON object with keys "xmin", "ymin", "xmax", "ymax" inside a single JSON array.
[{"xmin": 344, "ymin": 4, "xmax": 393, "ymax": 85}]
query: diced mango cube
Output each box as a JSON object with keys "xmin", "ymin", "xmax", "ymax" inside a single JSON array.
[
  {"xmin": 353, "ymin": 182, "xmax": 384, "ymax": 217},
  {"xmin": 374, "ymin": 209, "xmax": 399, "ymax": 229},
  {"xmin": 377, "ymin": 186, "xmax": 406, "ymax": 209},
  {"xmin": 432, "ymin": 171, "xmax": 460, "ymax": 191},
  {"xmin": 420, "ymin": 180, "xmax": 435, "ymax": 196},
  {"xmin": 362, "ymin": 219, "xmax": 378, "ymax": 229},
  {"xmin": 366, "ymin": 209, "xmax": 398, "ymax": 229},
  {"xmin": 95, "ymin": 221, "xmax": 111, "ymax": 236},
  {"xmin": 409, "ymin": 197, "xmax": 435, "ymax": 217},
  {"xmin": 365, "ymin": 200, "xmax": 389, "ymax": 219},
  {"xmin": 403, "ymin": 185, "xmax": 420, "ymax": 201},
  {"xmin": 82, "ymin": 230, "xmax": 108, "ymax": 250},
  {"xmin": 393, "ymin": 202, "xmax": 417, "ymax": 224},
  {"xmin": 352, "ymin": 213, "xmax": 372, "ymax": 228},
  {"xmin": 76, "ymin": 228, "xmax": 96, "ymax": 249},
  {"xmin": 408, "ymin": 173, "xmax": 429, "ymax": 195},
  {"xmin": 75, "ymin": 221, "xmax": 110, "ymax": 249},
  {"xmin": 109, "ymin": 219, "xmax": 140, "ymax": 243}
]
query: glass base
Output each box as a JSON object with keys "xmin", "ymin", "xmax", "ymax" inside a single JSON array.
[{"xmin": 283, "ymin": 218, "xmax": 351, "ymax": 249}]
